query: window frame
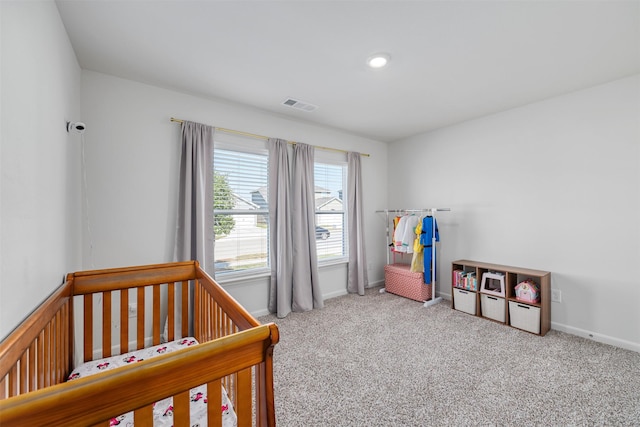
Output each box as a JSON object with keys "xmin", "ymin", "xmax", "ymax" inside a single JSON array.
[{"xmin": 314, "ymin": 155, "xmax": 349, "ymax": 266}]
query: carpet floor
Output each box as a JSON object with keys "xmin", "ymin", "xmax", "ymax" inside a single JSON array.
[{"xmin": 260, "ymin": 287, "xmax": 640, "ymax": 426}]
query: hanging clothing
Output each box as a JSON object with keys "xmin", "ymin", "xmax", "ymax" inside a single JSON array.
[
  {"xmin": 392, "ymin": 216, "xmax": 405, "ymax": 251},
  {"xmin": 410, "ymin": 218, "xmax": 424, "ymax": 272},
  {"xmin": 394, "ymin": 215, "xmax": 418, "ymax": 253},
  {"xmin": 401, "ymin": 215, "xmax": 420, "ymax": 254},
  {"xmin": 421, "ymin": 216, "xmax": 439, "ymax": 284},
  {"xmin": 393, "ymin": 216, "xmax": 401, "ymax": 230}
]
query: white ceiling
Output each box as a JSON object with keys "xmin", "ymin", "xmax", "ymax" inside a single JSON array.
[{"xmin": 55, "ymin": 0, "xmax": 640, "ymax": 142}]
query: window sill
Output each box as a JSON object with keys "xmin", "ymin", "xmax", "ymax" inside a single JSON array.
[
  {"xmin": 319, "ymin": 258, "xmax": 348, "ymax": 268},
  {"xmin": 215, "ymin": 258, "xmax": 348, "ymax": 285},
  {"xmin": 215, "ymin": 269, "xmax": 270, "ymax": 285}
]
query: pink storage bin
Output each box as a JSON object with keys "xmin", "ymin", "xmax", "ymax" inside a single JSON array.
[{"xmin": 384, "ymin": 263, "xmax": 432, "ymax": 302}]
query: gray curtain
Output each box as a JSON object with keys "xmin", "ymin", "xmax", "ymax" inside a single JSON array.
[
  {"xmin": 172, "ymin": 121, "xmax": 214, "ymax": 337},
  {"xmin": 267, "ymin": 138, "xmax": 293, "ymax": 318},
  {"xmin": 174, "ymin": 121, "xmax": 215, "ymax": 271},
  {"xmin": 291, "ymin": 143, "xmax": 324, "ymax": 312},
  {"xmin": 347, "ymin": 151, "xmax": 368, "ymax": 295}
]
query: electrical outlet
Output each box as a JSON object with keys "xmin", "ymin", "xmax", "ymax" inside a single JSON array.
[
  {"xmin": 128, "ymin": 303, "xmax": 137, "ymax": 318},
  {"xmin": 551, "ymin": 289, "xmax": 562, "ymax": 303}
]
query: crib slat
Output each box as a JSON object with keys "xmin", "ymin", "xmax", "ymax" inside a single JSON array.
[
  {"xmin": 103, "ymin": 292, "xmax": 112, "ymax": 358},
  {"xmin": 64, "ymin": 302, "xmax": 73, "ymax": 380},
  {"xmin": 37, "ymin": 330, "xmax": 44, "ymax": 389},
  {"xmin": 236, "ymin": 367, "xmax": 253, "ymax": 427},
  {"xmin": 173, "ymin": 389, "xmax": 190, "ymax": 425},
  {"xmin": 84, "ymin": 294, "xmax": 93, "ymax": 362},
  {"xmin": 181, "ymin": 280, "xmax": 189, "ymax": 338},
  {"xmin": 120, "ymin": 289, "xmax": 129, "ymax": 353},
  {"xmin": 206, "ymin": 286, "xmax": 213, "ymax": 340},
  {"xmin": 52, "ymin": 313, "xmax": 59, "ymax": 384},
  {"xmin": 214, "ymin": 300, "xmax": 221, "ymax": 339},
  {"xmin": 0, "ymin": 375, "xmax": 6, "ymax": 399},
  {"xmin": 137, "ymin": 287, "xmax": 145, "ymax": 350},
  {"xmin": 44, "ymin": 323, "xmax": 52, "ymax": 387},
  {"xmin": 52, "ymin": 312, "xmax": 58, "ymax": 385},
  {"xmin": 194, "ymin": 281, "xmax": 201, "ymax": 340},
  {"xmin": 58, "ymin": 306, "xmax": 67, "ymax": 384},
  {"xmin": 134, "ymin": 404, "xmax": 154, "ymax": 427},
  {"xmin": 66, "ymin": 299, "xmax": 74, "ymax": 375},
  {"xmin": 8, "ymin": 365, "xmax": 18, "ymax": 397},
  {"xmin": 204, "ymin": 292, "xmax": 211, "ymax": 341},
  {"xmin": 19, "ymin": 352, "xmax": 27, "ymax": 394},
  {"xmin": 255, "ymin": 362, "xmax": 267, "ymax": 424},
  {"xmin": 57, "ymin": 309, "xmax": 63, "ymax": 383},
  {"xmin": 208, "ymin": 380, "xmax": 222, "ymax": 427},
  {"xmin": 152, "ymin": 285, "xmax": 160, "ymax": 345},
  {"xmin": 224, "ymin": 306, "xmax": 230, "ymax": 337},
  {"xmin": 168, "ymin": 282, "xmax": 175, "ymax": 342},
  {"xmin": 28, "ymin": 341, "xmax": 36, "ymax": 392}
]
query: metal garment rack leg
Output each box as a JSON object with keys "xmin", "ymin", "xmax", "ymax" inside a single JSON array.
[
  {"xmin": 379, "ymin": 209, "xmax": 390, "ymax": 294},
  {"xmin": 423, "ymin": 217, "xmax": 442, "ymax": 308}
]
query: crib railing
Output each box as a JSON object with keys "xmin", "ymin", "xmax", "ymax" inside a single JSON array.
[{"xmin": 0, "ymin": 281, "xmax": 73, "ymax": 399}]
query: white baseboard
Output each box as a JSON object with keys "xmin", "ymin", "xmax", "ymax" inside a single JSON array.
[
  {"xmin": 250, "ymin": 289, "xmax": 349, "ymax": 319},
  {"xmin": 323, "ymin": 289, "xmax": 348, "ymax": 300},
  {"xmin": 438, "ymin": 292, "xmax": 637, "ymax": 353},
  {"xmin": 251, "ymin": 308, "xmax": 271, "ymax": 318},
  {"xmin": 438, "ymin": 292, "xmax": 451, "ymax": 301},
  {"xmin": 551, "ymin": 322, "xmax": 639, "ymax": 353}
]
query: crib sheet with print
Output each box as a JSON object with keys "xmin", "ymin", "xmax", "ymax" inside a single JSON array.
[{"xmin": 68, "ymin": 338, "xmax": 237, "ymax": 427}]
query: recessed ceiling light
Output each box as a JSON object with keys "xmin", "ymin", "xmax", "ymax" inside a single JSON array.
[{"xmin": 367, "ymin": 53, "xmax": 390, "ymax": 69}]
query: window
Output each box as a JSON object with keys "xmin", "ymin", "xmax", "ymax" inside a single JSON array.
[
  {"xmin": 213, "ymin": 134, "xmax": 348, "ymax": 277},
  {"xmin": 314, "ymin": 159, "xmax": 348, "ymax": 263},
  {"xmin": 213, "ymin": 134, "xmax": 269, "ymax": 277}
]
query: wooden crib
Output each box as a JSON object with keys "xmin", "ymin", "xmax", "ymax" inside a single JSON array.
[{"xmin": 0, "ymin": 261, "xmax": 279, "ymax": 426}]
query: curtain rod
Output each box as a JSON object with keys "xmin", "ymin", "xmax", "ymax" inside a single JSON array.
[{"xmin": 170, "ymin": 117, "xmax": 370, "ymax": 157}]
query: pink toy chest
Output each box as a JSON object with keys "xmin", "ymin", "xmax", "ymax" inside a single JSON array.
[{"xmin": 384, "ymin": 263, "xmax": 432, "ymax": 302}]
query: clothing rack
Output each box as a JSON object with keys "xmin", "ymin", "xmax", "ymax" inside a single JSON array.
[{"xmin": 376, "ymin": 208, "xmax": 451, "ymax": 308}]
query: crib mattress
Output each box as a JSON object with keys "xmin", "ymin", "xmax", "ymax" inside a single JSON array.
[{"xmin": 68, "ymin": 338, "xmax": 237, "ymax": 427}]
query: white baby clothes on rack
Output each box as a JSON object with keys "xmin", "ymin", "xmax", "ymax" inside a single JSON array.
[{"xmin": 393, "ymin": 215, "xmax": 419, "ymax": 253}]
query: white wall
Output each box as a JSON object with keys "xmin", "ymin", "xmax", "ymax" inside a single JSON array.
[
  {"xmin": 389, "ymin": 75, "xmax": 640, "ymax": 351},
  {"xmin": 80, "ymin": 71, "xmax": 389, "ymax": 315},
  {"xmin": 0, "ymin": 1, "xmax": 82, "ymax": 339}
]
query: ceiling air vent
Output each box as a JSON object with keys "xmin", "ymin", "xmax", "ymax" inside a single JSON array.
[{"xmin": 282, "ymin": 98, "xmax": 318, "ymax": 112}]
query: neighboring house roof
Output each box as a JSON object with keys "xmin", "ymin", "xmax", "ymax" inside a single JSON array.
[
  {"xmin": 316, "ymin": 197, "xmax": 343, "ymax": 211},
  {"xmin": 232, "ymin": 193, "xmax": 259, "ymax": 210}
]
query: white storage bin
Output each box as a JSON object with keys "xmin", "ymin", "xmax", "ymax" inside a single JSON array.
[
  {"xmin": 481, "ymin": 294, "xmax": 505, "ymax": 323},
  {"xmin": 509, "ymin": 301, "xmax": 541, "ymax": 334},
  {"xmin": 453, "ymin": 288, "xmax": 476, "ymax": 315}
]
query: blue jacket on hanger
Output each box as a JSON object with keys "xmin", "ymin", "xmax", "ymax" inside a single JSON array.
[{"xmin": 421, "ymin": 216, "xmax": 439, "ymax": 284}]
